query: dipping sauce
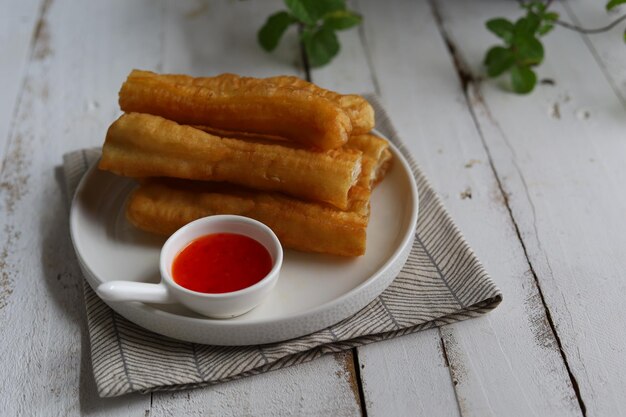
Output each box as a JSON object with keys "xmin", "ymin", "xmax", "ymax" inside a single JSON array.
[{"xmin": 172, "ymin": 233, "xmax": 273, "ymax": 294}]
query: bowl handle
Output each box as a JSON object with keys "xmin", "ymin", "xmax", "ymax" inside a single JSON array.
[{"xmin": 96, "ymin": 281, "xmax": 176, "ymax": 304}]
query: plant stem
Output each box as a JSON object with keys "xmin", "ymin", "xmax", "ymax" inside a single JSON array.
[
  {"xmin": 297, "ymin": 23, "xmax": 312, "ymax": 81},
  {"xmin": 555, "ymin": 14, "xmax": 626, "ymax": 34}
]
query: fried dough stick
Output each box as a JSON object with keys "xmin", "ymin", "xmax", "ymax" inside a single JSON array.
[
  {"xmin": 187, "ymin": 128, "xmax": 394, "ymax": 184},
  {"xmin": 99, "ymin": 113, "xmax": 362, "ymax": 210},
  {"xmin": 161, "ymin": 71, "xmax": 374, "ymax": 134},
  {"xmin": 119, "ymin": 70, "xmax": 352, "ymax": 150},
  {"xmin": 188, "ymin": 127, "xmax": 394, "ymax": 184},
  {"xmin": 127, "ymin": 180, "xmax": 368, "ymax": 257},
  {"xmin": 125, "ymin": 134, "xmax": 392, "ymax": 257},
  {"xmin": 264, "ymin": 76, "xmax": 374, "ymax": 134},
  {"xmin": 347, "ymin": 133, "xmax": 392, "ymax": 185},
  {"xmin": 375, "ymin": 148, "xmax": 393, "ymax": 185}
]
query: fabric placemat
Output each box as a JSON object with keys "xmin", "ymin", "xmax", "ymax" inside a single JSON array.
[{"xmin": 63, "ymin": 96, "xmax": 502, "ymax": 397}]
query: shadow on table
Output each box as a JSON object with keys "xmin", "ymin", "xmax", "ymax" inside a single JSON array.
[{"xmin": 38, "ymin": 166, "xmax": 149, "ymax": 414}]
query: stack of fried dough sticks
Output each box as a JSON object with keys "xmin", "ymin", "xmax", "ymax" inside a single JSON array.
[{"xmin": 99, "ymin": 70, "xmax": 392, "ymax": 256}]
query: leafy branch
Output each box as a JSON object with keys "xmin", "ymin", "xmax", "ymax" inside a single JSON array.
[
  {"xmin": 258, "ymin": 0, "xmax": 362, "ymax": 67},
  {"xmin": 484, "ymin": 0, "xmax": 626, "ymax": 94}
]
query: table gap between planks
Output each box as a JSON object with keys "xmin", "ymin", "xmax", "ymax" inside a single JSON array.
[{"xmin": 1, "ymin": 0, "xmax": 625, "ymax": 416}]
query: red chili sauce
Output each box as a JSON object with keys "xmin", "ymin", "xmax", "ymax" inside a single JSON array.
[{"xmin": 172, "ymin": 233, "xmax": 273, "ymax": 294}]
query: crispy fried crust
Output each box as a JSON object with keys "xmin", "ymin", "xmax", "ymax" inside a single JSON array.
[
  {"xmin": 191, "ymin": 125, "xmax": 289, "ymax": 144},
  {"xmin": 99, "ymin": 113, "xmax": 362, "ymax": 210},
  {"xmin": 347, "ymin": 133, "xmax": 391, "ymax": 186},
  {"xmin": 188, "ymin": 129, "xmax": 394, "ymax": 187},
  {"xmin": 124, "ymin": 135, "xmax": 389, "ymax": 257},
  {"xmin": 149, "ymin": 71, "xmax": 374, "ymax": 135},
  {"xmin": 119, "ymin": 70, "xmax": 352, "ymax": 150},
  {"xmin": 126, "ymin": 180, "xmax": 368, "ymax": 257},
  {"xmin": 374, "ymin": 148, "xmax": 393, "ymax": 186},
  {"xmin": 264, "ymin": 76, "xmax": 374, "ymax": 134}
]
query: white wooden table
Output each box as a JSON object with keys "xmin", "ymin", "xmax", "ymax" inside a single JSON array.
[{"xmin": 1, "ymin": 0, "xmax": 625, "ymax": 415}]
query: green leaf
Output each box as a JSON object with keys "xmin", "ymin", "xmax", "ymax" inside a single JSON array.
[
  {"xmin": 623, "ymin": 27, "xmax": 626, "ymax": 42},
  {"xmin": 323, "ymin": 10, "xmax": 362, "ymax": 30},
  {"xmin": 544, "ymin": 12, "xmax": 559, "ymax": 22},
  {"xmin": 513, "ymin": 36, "xmax": 544, "ymax": 65},
  {"xmin": 284, "ymin": 0, "xmax": 315, "ymax": 24},
  {"xmin": 302, "ymin": 25, "xmax": 340, "ymax": 67},
  {"xmin": 484, "ymin": 46, "xmax": 515, "ymax": 77},
  {"xmin": 537, "ymin": 23, "xmax": 554, "ymax": 36},
  {"xmin": 486, "ymin": 18, "xmax": 514, "ymax": 43},
  {"xmin": 514, "ymin": 13, "xmax": 541, "ymax": 36},
  {"xmin": 606, "ymin": 0, "xmax": 626, "ymax": 11},
  {"xmin": 258, "ymin": 11, "xmax": 296, "ymax": 52},
  {"xmin": 284, "ymin": 0, "xmax": 345, "ymax": 25},
  {"xmin": 510, "ymin": 65, "xmax": 537, "ymax": 94},
  {"xmin": 311, "ymin": 0, "xmax": 346, "ymax": 17}
]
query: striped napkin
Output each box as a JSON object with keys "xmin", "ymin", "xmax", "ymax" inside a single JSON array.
[{"xmin": 63, "ymin": 97, "xmax": 502, "ymax": 397}]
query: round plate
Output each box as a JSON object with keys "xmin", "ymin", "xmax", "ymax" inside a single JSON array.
[{"xmin": 70, "ymin": 140, "xmax": 418, "ymax": 345}]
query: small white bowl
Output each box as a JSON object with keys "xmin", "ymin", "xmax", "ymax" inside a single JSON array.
[{"xmin": 97, "ymin": 215, "xmax": 283, "ymax": 318}]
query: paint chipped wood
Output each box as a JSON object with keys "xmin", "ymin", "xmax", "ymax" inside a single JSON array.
[
  {"xmin": 0, "ymin": 0, "xmax": 162, "ymax": 415},
  {"xmin": 1, "ymin": 0, "xmax": 623, "ymax": 415},
  {"xmin": 343, "ymin": 1, "xmax": 582, "ymax": 416},
  {"xmin": 150, "ymin": 354, "xmax": 362, "ymax": 417},
  {"xmin": 437, "ymin": 1, "xmax": 626, "ymax": 416}
]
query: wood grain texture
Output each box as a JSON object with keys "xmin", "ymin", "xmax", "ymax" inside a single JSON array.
[
  {"xmin": 309, "ymin": 12, "xmax": 462, "ymax": 417},
  {"xmin": 340, "ymin": 0, "xmax": 582, "ymax": 416},
  {"xmin": 149, "ymin": 1, "xmax": 362, "ymax": 415},
  {"xmin": 562, "ymin": 0, "xmax": 626, "ymax": 106},
  {"xmin": 309, "ymin": 27, "xmax": 374, "ymax": 95},
  {"xmin": 151, "ymin": 352, "xmax": 361, "ymax": 417},
  {"xmin": 160, "ymin": 0, "xmax": 305, "ymax": 77},
  {"xmin": 359, "ymin": 329, "xmax": 461, "ymax": 417},
  {"xmin": 0, "ymin": 0, "xmax": 164, "ymax": 415},
  {"xmin": 436, "ymin": 1, "xmax": 626, "ymax": 416},
  {"xmin": 1, "ymin": 0, "xmax": 622, "ymax": 415},
  {"xmin": 0, "ymin": 0, "xmax": 43, "ymax": 156}
]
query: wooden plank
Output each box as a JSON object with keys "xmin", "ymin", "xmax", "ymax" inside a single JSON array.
[
  {"xmin": 160, "ymin": 0, "xmax": 305, "ymax": 77},
  {"xmin": 358, "ymin": 329, "xmax": 461, "ymax": 417},
  {"xmin": 338, "ymin": 0, "xmax": 582, "ymax": 416},
  {"xmin": 310, "ymin": 27, "xmax": 375, "ymax": 94},
  {"xmin": 561, "ymin": 0, "xmax": 626, "ymax": 106},
  {"xmin": 0, "ymin": 0, "xmax": 43, "ymax": 153},
  {"xmin": 0, "ymin": 0, "xmax": 165, "ymax": 415},
  {"xmin": 151, "ymin": 352, "xmax": 361, "ymax": 417},
  {"xmin": 149, "ymin": 1, "xmax": 362, "ymax": 415},
  {"xmin": 309, "ymin": 17, "xmax": 463, "ymax": 417},
  {"xmin": 436, "ymin": 1, "xmax": 626, "ymax": 416}
]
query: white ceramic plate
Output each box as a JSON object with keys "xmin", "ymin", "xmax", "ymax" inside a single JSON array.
[{"xmin": 70, "ymin": 141, "xmax": 418, "ymax": 345}]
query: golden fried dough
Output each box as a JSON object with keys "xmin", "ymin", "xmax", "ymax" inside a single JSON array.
[
  {"xmin": 187, "ymin": 129, "xmax": 391, "ymax": 187},
  {"xmin": 127, "ymin": 180, "xmax": 369, "ymax": 257},
  {"xmin": 147, "ymin": 71, "xmax": 374, "ymax": 135},
  {"xmin": 119, "ymin": 70, "xmax": 352, "ymax": 150},
  {"xmin": 263, "ymin": 76, "xmax": 374, "ymax": 134},
  {"xmin": 191, "ymin": 125, "xmax": 288, "ymax": 144},
  {"xmin": 99, "ymin": 113, "xmax": 362, "ymax": 210},
  {"xmin": 374, "ymin": 148, "xmax": 393, "ymax": 185},
  {"xmin": 124, "ymin": 135, "xmax": 388, "ymax": 257},
  {"xmin": 347, "ymin": 133, "xmax": 392, "ymax": 185}
]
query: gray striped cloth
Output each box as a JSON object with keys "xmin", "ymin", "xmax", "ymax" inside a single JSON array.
[{"xmin": 63, "ymin": 97, "xmax": 502, "ymax": 398}]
